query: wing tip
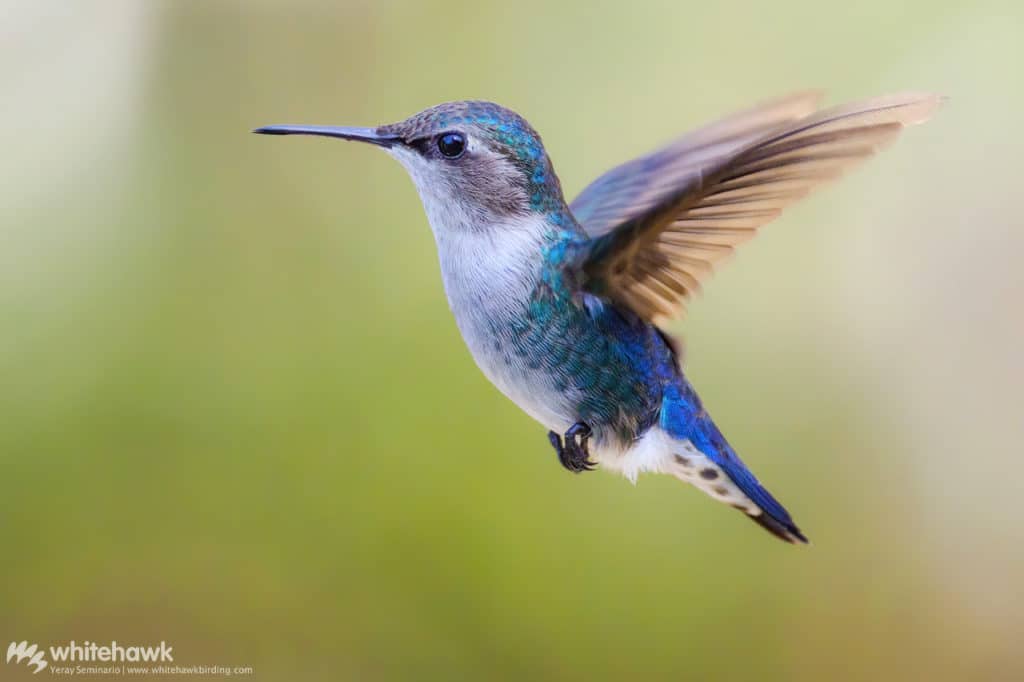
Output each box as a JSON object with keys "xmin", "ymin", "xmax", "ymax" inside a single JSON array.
[
  {"xmin": 764, "ymin": 89, "xmax": 947, "ymax": 124},
  {"xmin": 841, "ymin": 91, "xmax": 946, "ymax": 127},
  {"xmin": 889, "ymin": 91, "xmax": 946, "ymax": 125}
]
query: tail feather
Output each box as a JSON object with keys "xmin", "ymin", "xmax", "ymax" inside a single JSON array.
[
  {"xmin": 661, "ymin": 381, "xmax": 809, "ymax": 544},
  {"xmin": 717, "ymin": 454, "xmax": 809, "ymax": 544},
  {"xmin": 747, "ymin": 507, "xmax": 808, "ymax": 544}
]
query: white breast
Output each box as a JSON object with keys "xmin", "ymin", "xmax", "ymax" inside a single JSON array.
[{"xmin": 432, "ymin": 216, "xmax": 576, "ymax": 432}]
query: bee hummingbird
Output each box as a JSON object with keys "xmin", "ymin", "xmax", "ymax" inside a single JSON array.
[{"xmin": 255, "ymin": 91, "xmax": 939, "ymax": 543}]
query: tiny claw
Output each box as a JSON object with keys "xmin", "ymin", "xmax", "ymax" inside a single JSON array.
[{"xmin": 549, "ymin": 421, "xmax": 596, "ymax": 474}]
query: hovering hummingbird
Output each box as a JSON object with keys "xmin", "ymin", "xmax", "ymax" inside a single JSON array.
[{"xmin": 255, "ymin": 91, "xmax": 939, "ymax": 543}]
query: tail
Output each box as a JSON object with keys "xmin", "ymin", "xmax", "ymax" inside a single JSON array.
[{"xmin": 661, "ymin": 383, "xmax": 809, "ymax": 544}]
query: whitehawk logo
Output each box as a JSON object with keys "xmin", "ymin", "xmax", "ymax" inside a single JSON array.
[{"xmin": 6, "ymin": 641, "xmax": 48, "ymax": 674}]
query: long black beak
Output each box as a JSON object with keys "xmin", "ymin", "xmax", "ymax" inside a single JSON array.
[{"xmin": 252, "ymin": 125, "xmax": 400, "ymax": 148}]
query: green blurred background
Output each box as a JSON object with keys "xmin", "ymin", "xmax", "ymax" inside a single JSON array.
[{"xmin": 2, "ymin": 1, "xmax": 1022, "ymax": 680}]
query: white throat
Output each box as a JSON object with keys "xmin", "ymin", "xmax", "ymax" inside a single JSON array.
[{"xmin": 432, "ymin": 213, "xmax": 548, "ymax": 323}]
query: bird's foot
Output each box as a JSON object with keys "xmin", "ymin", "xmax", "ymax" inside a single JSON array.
[{"xmin": 547, "ymin": 422, "xmax": 596, "ymax": 473}]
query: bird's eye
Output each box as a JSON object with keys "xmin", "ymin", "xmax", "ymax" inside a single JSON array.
[{"xmin": 437, "ymin": 132, "xmax": 466, "ymax": 159}]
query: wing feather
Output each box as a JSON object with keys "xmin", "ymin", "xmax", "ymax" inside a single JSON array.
[
  {"xmin": 569, "ymin": 91, "xmax": 824, "ymax": 238},
  {"xmin": 571, "ymin": 92, "xmax": 941, "ymax": 321}
]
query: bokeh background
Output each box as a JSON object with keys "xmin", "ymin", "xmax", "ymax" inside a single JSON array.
[{"xmin": 2, "ymin": 1, "xmax": 1022, "ymax": 680}]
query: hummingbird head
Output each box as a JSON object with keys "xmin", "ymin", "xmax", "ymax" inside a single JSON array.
[{"xmin": 255, "ymin": 101, "xmax": 568, "ymax": 235}]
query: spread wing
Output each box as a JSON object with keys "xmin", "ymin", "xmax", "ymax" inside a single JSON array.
[
  {"xmin": 570, "ymin": 91, "xmax": 824, "ymax": 238},
  {"xmin": 568, "ymin": 92, "xmax": 941, "ymax": 321}
]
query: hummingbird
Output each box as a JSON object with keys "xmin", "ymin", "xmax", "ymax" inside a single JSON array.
[{"xmin": 255, "ymin": 91, "xmax": 939, "ymax": 543}]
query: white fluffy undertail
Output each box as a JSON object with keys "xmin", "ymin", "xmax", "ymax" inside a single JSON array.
[
  {"xmin": 598, "ymin": 427, "xmax": 764, "ymax": 516},
  {"xmin": 597, "ymin": 426, "xmax": 808, "ymax": 544}
]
